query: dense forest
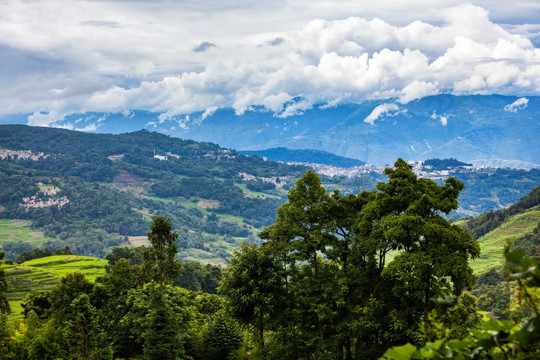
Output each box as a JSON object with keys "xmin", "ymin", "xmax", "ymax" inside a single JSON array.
[
  {"xmin": 1, "ymin": 160, "xmax": 539, "ymax": 359},
  {"xmin": 422, "ymin": 158, "xmax": 472, "ymax": 170}
]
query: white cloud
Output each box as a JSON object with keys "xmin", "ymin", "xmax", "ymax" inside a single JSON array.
[
  {"xmin": 201, "ymin": 106, "xmax": 218, "ymax": 120},
  {"xmin": 0, "ymin": 1, "xmax": 538, "ymax": 126},
  {"xmin": 431, "ymin": 111, "xmax": 449, "ymax": 126},
  {"xmin": 504, "ymin": 97, "xmax": 529, "ymax": 112},
  {"xmin": 27, "ymin": 111, "xmax": 65, "ymax": 127},
  {"xmin": 76, "ymin": 123, "xmax": 99, "ymax": 132},
  {"xmin": 398, "ymin": 81, "xmax": 439, "ymax": 104},
  {"xmin": 364, "ymin": 103, "xmax": 400, "ymax": 124}
]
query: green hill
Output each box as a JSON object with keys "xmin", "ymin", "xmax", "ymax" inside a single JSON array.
[
  {"xmin": 462, "ymin": 185, "xmax": 540, "ymax": 273},
  {"xmin": 462, "ymin": 185, "xmax": 540, "ymax": 239},
  {"xmin": 470, "ymin": 206, "xmax": 540, "ymax": 273},
  {"xmin": 0, "ymin": 125, "xmax": 310, "ymax": 261},
  {"xmin": 1, "ymin": 255, "xmax": 108, "ymax": 318}
]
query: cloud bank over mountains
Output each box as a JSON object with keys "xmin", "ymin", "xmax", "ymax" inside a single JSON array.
[{"xmin": 0, "ymin": 1, "xmax": 539, "ymax": 128}]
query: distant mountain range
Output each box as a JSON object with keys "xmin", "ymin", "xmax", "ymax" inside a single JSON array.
[
  {"xmin": 12, "ymin": 94, "xmax": 538, "ymax": 167},
  {"xmin": 240, "ymin": 147, "xmax": 366, "ymax": 168}
]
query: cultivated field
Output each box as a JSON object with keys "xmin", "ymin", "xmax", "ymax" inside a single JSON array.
[
  {"xmin": 0, "ymin": 219, "xmax": 55, "ymax": 247},
  {"xmin": 1, "ymin": 255, "xmax": 108, "ymax": 319},
  {"xmin": 471, "ymin": 206, "xmax": 540, "ymax": 273}
]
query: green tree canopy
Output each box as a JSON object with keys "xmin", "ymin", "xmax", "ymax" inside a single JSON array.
[
  {"xmin": 144, "ymin": 216, "xmax": 182, "ymax": 297},
  {"xmin": 224, "ymin": 159, "xmax": 480, "ymax": 359}
]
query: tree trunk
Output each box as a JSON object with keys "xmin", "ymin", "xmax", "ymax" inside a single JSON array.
[{"xmin": 260, "ymin": 311, "xmax": 266, "ymax": 360}]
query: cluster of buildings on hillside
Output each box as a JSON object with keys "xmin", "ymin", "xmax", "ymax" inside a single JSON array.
[
  {"xmin": 20, "ymin": 194, "xmax": 69, "ymax": 211},
  {"xmin": 108, "ymin": 149, "xmax": 237, "ymax": 162},
  {"xmin": 0, "ymin": 148, "xmax": 49, "ymax": 161},
  {"xmin": 19, "ymin": 186, "xmax": 69, "ymax": 211},
  {"xmin": 288, "ymin": 161, "xmax": 492, "ymax": 180}
]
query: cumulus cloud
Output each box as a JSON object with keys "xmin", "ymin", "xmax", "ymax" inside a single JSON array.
[
  {"xmin": 76, "ymin": 122, "xmax": 100, "ymax": 132},
  {"xmin": 364, "ymin": 103, "xmax": 400, "ymax": 124},
  {"xmin": 201, "ymin": 106, "xmax": 218, "ymax": 120},
  {"xmin": 0, "ymin": 1, "xmax": 539, "ymax": 126},
  {"xmin": 504, "ymin": 97, "xmax": 529, "ymax": 112},
  {"xmin": 27, "ymin": 112, "xmax": 66, "ymax": 127},
  {"xmin": 431, "ymin": 111, "xmax": 449, "ymax": 126}
]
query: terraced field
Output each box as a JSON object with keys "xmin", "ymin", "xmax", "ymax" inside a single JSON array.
[
  {"xmin": 1, "ymin": 255, "xmax": 108, "ymax": 318},
  {"xmin": 471, "ymin": 206, "xmax": 540, "ymax": 273}
]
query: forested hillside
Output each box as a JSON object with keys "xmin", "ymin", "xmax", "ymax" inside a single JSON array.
[
  {"xmin": 462, "ymin": 186, "xmax": 540, "ymax": 240},
  {"xmin": 0, "ymin": 125, "xmax": 310, "ymax": 261},
  {"xmin": 1, "ymin": 125, "xmax": 538, "ymax": 263}
]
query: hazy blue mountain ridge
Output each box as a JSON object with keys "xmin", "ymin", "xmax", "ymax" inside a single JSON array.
[
  {"xmin": 3, "ymin": 94, "xmax": 539, "ymax": 166},
  {"xmin": 241, "ymin": 147, "xmax": 366, "ymax": 167}
]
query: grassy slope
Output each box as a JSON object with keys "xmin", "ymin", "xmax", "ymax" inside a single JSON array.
[
  {"xmin": 1, "ymin": 255, "xmax": 108, "ymax": 319},
  {"xmin": 471, "ymin": 206, "xmax": 540, "ymax": 273},
  {"xmin": 0, "ymin": 219, "xmax": 55, "ymax": 247}
]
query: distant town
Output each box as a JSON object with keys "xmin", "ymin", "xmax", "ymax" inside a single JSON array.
[
  {"xmin": 286, "ymin": 161, "xmax": 507, "ymax": 180},
  {"xmin": 0, "ymin": 148, "xmax": 49, "ymax": 161},
  {"xmin": 2, "ymin": 147, "xmax": 531, "ymax": 184}
]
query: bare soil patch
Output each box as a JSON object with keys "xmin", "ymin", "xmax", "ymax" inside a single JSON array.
[
  {"xmin": 197, "ymin": 199, "xmax": 220, "ymax": 209},
  {"xmin": 118, "ymin": 185, "xmax": 144, "ymax": 193},
  {"xmin": 128, "ymin": 236, "xmax": 150, "ymax": 247},
  {"xmin": 132, "ymin": 208, "xmax": 153, "ymax": 217},
  {"xmin": 10, "ymin": 220, "xmax": 31, "ymax": 226},
  {"xmin": 29, "ymin": 232, "xmax": 44, "ymax": 239}
]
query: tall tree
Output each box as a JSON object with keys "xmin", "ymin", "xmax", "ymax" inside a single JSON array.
[
  {"xmin": 144, "ymin": 216, "xmax": 182, "ymax": 297},
  {"xmin": 219, "ymin": 243, "xmax": 283, "ymax": 360},
  {"xmin": 64, "ymin": 294, "xmax": 112, "ymax": 360},
  {"xmin": 226, "ymin": 159, "xmax": 480, "ymax": 359},
  {"xmin": 362, "ymin": 159, "xmax": 480, "ymax": 352},
  {"xmin": 122, "ymin": 283, "xmax": 196, "ymax": 360}
]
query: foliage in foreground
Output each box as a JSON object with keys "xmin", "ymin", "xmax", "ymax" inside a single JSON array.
[
  {"xmin": 0, "ymin": 217, "xmax": 245, "ymax": 360},
  {"xmin": 220, "ymin": 159, "xmax": 481, "ymax": 359},
  {"xmin": 381, "ymin": 246, "xmax": 540, "ymax": 360}
]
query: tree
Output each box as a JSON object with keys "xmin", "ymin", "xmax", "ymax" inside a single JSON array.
[
  {"xmin": 64, "ymin": 294, "xmax": 112, "ymax": 360},
  {"xmin": 122, "ymin": 283, "xmax": 196, "ymax": 360},
  {"xmin": 144, "ymin": 216, "xmax": 182, "ymax": 297},
  {"xmin": 94, "ymin": 258, "xmax": 145, "ymax": 358},
  {"xmin": 381, "ymin": 246, "xmax": 540, "ymax": 360},
  {"xmin": 442, "ymin": 291, "xmax": 482, "ymax": 340},
  {"xmin": 219, "ymin": 243, "xmax": 283, "ymax": 360},
  {"xmin": 22, "ymin": 290, "xmax": 52, "ymax": 319},
  {"xmin": 0, "ymin": 252, "xmax": 9, "ymax": 314},
  {"xmin": 203, "ymin": 310, "xmax": 243, "ymax": 360},
  {"xmin": 106, "ymin": 246, "xmax": 145, "ymax": 268},
  {"xmin": 48, "ymin": 272, "xmax": 94, "ymax": 319},
  {"xmin": 224, "ymin": 159, "xmax": 480, "ymax": 359},
  {"xmin": 374, "ymin": 160, "xmax": 479, "ymax": 340},
  {"xmin": 259, "ymin": 171, "xmax": 335, "ymax": 356}
]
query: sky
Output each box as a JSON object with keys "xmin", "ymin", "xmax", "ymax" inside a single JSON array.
[{"xmin": 1, "ymin": 0, "xmax": 540, "ymax": 129}]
